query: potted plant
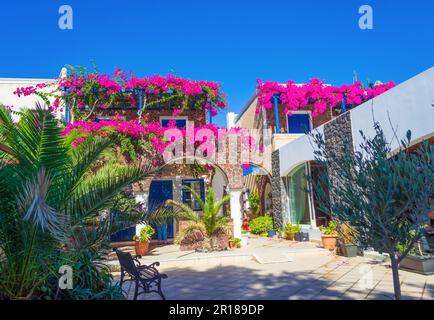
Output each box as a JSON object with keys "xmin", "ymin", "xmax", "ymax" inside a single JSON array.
[
  {"xmin": 228, "ymin": 237, "xmax": 241, "ymax": 250},
  {"xmin": 294, "ymin": 225, "xmax": 309, "ymax": 242},
  {"xmin": 399, "ymin": 228, "xmax": 434, "ymax": 275},
  {"xmin": 338, "ymin": 223, "xmax": 358, "ymax": 257},
  {"xmin": 133, "ymin": 224, "xmax": 155, "ymax": 256},
  {"xmin": 267, "ymin": 225, "xmax": 277, "ymax": 238},
  {"xmin": 284, "ymin": 223, "xmax": 301, "ymax": 241},
  {"xmin": 320, "ymin": 221, "xmax": 338, "ymax": 250},
  {"xmin": 400, "ymin": 253, "xmax": 434, "ymax": 275}
]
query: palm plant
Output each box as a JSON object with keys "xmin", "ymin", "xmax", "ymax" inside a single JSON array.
[
  {"xmin": 166, "ymin": 186, "xmax": 231, "ymax": 250},
  {"xmin": 0, "ymin": 104, "xmax": 165, "ymax": 299}
]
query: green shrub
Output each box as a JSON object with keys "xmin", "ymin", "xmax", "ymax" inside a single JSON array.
[
  {"xmin": 249, "ymin": 216, "xmax": 273, "ymax": 235},
  {"xmin": 134, "ymin": 224, "xmax": 155, "ymax": 242},
  {"xmin": 248, "ymin": 191, "xmax": 260, "ymax": 215},
  {"xmin": 320, "ymin": 221, "xmax": 337, "ymax": 235}
]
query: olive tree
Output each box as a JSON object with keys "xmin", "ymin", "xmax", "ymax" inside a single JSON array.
[{"xmin": 310, "ymin": 122, "xmax": 433, "ymax": 300}]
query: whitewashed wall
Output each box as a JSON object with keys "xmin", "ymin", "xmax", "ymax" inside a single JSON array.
[
  {"xmin": 351, "ymin": 67, "xmax": 434, "ymax": 153},
  {"xmin": 279, "ymin": 66, "xmax": 434, "ymax": 176},
  {"xmin": 0, "ymin": 78, "xmax": 57, "ymax": 121}
]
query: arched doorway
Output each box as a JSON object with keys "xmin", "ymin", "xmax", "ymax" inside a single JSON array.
[{"xmin": 240, "ymin": 163, "xmax": 273, "ymax": 218}]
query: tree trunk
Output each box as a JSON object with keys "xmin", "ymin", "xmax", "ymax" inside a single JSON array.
[
  {"xmin": 209, "ymin": 236, "xmax": 214, "ymax": 251},
  {"xmin": 390, "ymin": 254, "xmax": 402, "ymax": 300}
]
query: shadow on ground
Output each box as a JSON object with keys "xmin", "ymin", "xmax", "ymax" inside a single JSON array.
[{"xmin": 114, "ymin": 263, "xmax": 405, "ymax": 300}]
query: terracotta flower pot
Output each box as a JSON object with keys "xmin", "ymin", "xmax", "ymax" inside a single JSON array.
[
  {"xmin": 321, "ymin": 234, "xmax": 337, "ymax": 250},
  {"xmin": 285, "ymin": 233, "xmax": 295, "ymax": 241},
  {"xmin": 134, "ymin": 241, "xmax": 149, "ymax": 256},
  {"xmin": 228, "ymin": 240, "xmax": 237, "ymax": 250}
]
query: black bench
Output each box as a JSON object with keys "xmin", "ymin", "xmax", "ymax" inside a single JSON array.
[{"xmin": 115, "ymin": 249, "xmax": 167, "ymax": 300}]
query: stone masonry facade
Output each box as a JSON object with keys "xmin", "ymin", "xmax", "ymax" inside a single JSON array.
[
  {"xmin": 323, "ymin": 112, "xmax": 354, "ymax": 164},
  {"xmin": 271, "ymin": 149, "xmax": 284, "ymax": 229},
  {"xmin": 323, "ymin": 112, "xmax": 354, "ymax": 207}
]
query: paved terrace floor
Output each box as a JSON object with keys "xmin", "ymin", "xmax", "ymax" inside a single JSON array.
[{"xmin": 110, "ymin": 237, "xmax": 434, "ymax": 300}]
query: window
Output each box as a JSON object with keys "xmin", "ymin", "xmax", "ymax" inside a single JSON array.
[
  {"xmin": 161, "ymin": 118, "xmax": 187, "ymax": 128},
  {"xmin": 182, "ymin": 179, "xmax": 205, "ymax": 211},
  {"xmin": 287, "ymin": 113, "xmax": 311, "ymax": 134},
  {"xmin": 95, "ymin": 117, "xmax": 112, "ymax": 122}
]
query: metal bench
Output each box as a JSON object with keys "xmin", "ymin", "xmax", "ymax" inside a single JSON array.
[{"xmin": 115, "ymin": 249, "xmax": 167, "ymax": 300}]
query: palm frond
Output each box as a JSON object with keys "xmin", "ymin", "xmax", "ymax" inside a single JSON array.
[
  {"xmin": 60, "ymin": 134, "xmax": 117, "ymax": 205},
  {"xmin": 165, "ymin": 199, "xmax": 200, "ymax": 223},
  {"xmin": 18, "ymin": 169, "xmax": 68, "ymax": 242},
  {"xmin": 183, "ymin": 185, "xmax": 205, "ymax": 210},
  {"xmin": 140, "ymin": 205, "xmax": 178, "ymax": 226},
  {"xmin": 213, "ymin": 194, "xmax": 231, "ymax": 216},
  {"xmin": 0, "ymin": 104, "xmax": 70, "ymax": 197},
  {"xmin": 65, "ymin": 163, "xmax": 151, "ymax": 223}
]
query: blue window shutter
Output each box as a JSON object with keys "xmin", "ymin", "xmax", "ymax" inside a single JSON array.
[
  {"xmin": 175, "ymin": 119, "xmax": 187, "ymax": 128},
  {"xmin": 95, "ymin": 117, "xmax": 111, "ymax": 123},
  {"xmin": 287, "ymin": 114, "xmax": 311, "ymax": 134},
  {"xmin": 161, "ymin": 119, "xmax": 187, "ymax": 128},
  {"xmin": 199, "ymin": 179, "xmax": 205, "ymax": 201},
  {"xmin": 181, "ymin": 180, "xmax": 187, "ymax": 203}
]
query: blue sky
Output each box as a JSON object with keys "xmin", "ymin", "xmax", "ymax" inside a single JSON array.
[{"xmin": 1, "ymin": 0, "xmax": 433, "ymax": 126}]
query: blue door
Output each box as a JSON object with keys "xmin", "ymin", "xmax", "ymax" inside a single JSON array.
[
  {"xmin": 110, "ymin": 224, "xmax": 136, "ymax": 242},
  {"xmin": 148, "ymin": 180, "xmax": 174, "ymax": 239}
]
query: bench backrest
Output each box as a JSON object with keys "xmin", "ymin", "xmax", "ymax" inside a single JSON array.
[{"xmin": 115, "ymin": 250, "xmax": 140, "ymax": 277}]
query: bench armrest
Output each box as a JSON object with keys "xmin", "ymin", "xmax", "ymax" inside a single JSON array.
[
  {"xmin": 147, "ymin": 262, "xmax": 160, "ymax": 268},
  {"xmin": 132, "ymin": 255, "xmax": 142, "ymax": 267}
]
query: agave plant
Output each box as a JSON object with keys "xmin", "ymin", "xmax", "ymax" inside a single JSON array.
[
  {"xmin": 166, "ymin": 186, "xmax": 231, "ymax": 250},
  {"xmin": 0, "ymin": 104, "xmax": 166, "ymax": 299}
]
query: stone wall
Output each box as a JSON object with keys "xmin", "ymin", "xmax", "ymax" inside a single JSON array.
[
  {"xmin": 323, "ymin": 112, "xmax": 354, "ymax": 160},
  {"xmin": 271, "ymin": 149, "xmax": 284, "ymax": 229},
  {"xmin": 323, "ymin": 112, "xmax": 354, "ymax": 206}
]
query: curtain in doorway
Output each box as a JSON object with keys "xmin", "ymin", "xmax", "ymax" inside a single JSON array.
[{"xmin": 287, "ymin": 164, "xmax": 310, "ymax": 224}]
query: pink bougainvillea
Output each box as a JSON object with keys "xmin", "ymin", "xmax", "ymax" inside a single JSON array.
[
  {"xmin": 14, "ymin": 83, "xmax": 47, "ymax": 97},
  {"xmin": 63, "ymin": 118, "xmax": 256, "ymax": 159},
  {"xmin": 15, "ymin": 67, "xmax": 228, "ymax": 119},
  {"xmin": 256, "ymin": 79, "xmax": 395, "ymax": 117}
]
